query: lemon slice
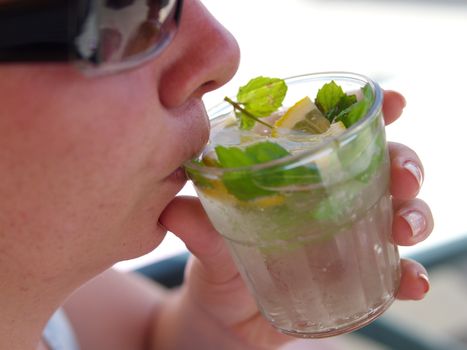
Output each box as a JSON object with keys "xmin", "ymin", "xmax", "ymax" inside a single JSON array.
[
  {"xmin": 274, "ymin": 97, "xmax": 316, "ymax": 128},
  {"xmin": 201, "ymin": 151, "xmax": 219, "ymax": 167},
  {"xmin": 248, "ymin": 194, "xmax": 285, "ymax": 208},
  {"xmin": 199, "ymin": 180, "xmax": 235, "ymax": 203},
  {"xmin": 200, "ymin": 181, "xmax": 284, "ymax": 208},
  {"xmin": 273, "ymin": 96, "xmax": 330, "ymax": 136}
]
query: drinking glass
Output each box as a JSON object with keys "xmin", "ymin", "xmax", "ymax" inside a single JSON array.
[{"xmin": 185, "ymin": 72, "xmax": 400, "ymax": 338}]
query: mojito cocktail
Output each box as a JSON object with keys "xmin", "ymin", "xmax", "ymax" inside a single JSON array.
[{"xmin": 185, "ymin": 72, "xmax": 400, "ymax": 338}]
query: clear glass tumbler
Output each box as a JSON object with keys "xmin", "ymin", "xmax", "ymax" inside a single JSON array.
[{"xmin": 185, "ymin": 72, "xmax": 400, "ymax": 338}]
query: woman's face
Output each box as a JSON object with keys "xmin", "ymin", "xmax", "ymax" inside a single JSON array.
[{"xmin": 0, "ymin": 0, "xmax": 240, "ymax": 279}]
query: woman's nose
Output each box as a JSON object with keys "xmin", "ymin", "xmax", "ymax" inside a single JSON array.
[{"xmin": 157, "ymin": 0, "xmax": 241, "ymax": 108}]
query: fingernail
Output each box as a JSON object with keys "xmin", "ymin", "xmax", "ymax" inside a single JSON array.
[
  {"xmin": 403, "ymin": 160, "xmax": 423, "ymax": 187},
  {"xmin": 418, "ymin": 272, "xmax": 430, "ymax": 294},
  {"xmin": 401, "ymin": 210, "xmax": 427, "ymax": 239}
]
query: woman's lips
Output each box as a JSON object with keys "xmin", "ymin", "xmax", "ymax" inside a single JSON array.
[{"xmin": 167, "ymin": 166, "xmax": 188, "ymax": 186}]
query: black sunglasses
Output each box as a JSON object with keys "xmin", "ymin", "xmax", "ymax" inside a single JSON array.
[{"xmin": 0, "ymin": 0, "xmax": 183, "ymax": 75}]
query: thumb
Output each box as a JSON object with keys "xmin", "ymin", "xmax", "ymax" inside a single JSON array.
[
  {"xmin": 160, "ymin": 196, "xmax": 288, "ymax": 346},
  {"xmin": 158, "ymin": 195, "xmax": 239, "ymax": 285}
]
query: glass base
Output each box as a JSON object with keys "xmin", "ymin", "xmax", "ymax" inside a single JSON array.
[{"xmin": 272, "ymin": 294, "xmax": 396, "ymax": 339}]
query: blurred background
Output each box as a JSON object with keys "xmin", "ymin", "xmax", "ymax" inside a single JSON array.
[{"xmin": 116, "ymin": 0, "xmax": 467, "ymax": 348}]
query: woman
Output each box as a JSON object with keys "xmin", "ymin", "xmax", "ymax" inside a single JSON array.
[{"xmin": 0, "ymin": 0, "xmax": 433, "ymax": 349}]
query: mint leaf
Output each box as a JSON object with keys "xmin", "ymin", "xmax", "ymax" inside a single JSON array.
[
  {"xmin": 334, "ymin": 94, "xmax": 357, "ymax": 117},
  {"xmin": 336, "ymin": 100, "xmax": 367, "ymax": 127},
  {"xmin": 339, "ymin": 119, "xmax": 386, "ymax": 183},
  {"xmin": 230, "ymin": 77, "xmax": 287, "ymax": 130},
  {"xmin": 216, "ymin": 145, "xmax": 257, "ymax": 168},
  {"xmin": 215, "ymin": 141, "xmax": 320, "ymax": 200},
  {"xmin": 315, "ymin": 81, "xmax": 346, "ymax": 118},
  {"xmin": 224, "ymin": 96, "xmax": 274, "ymax": 130},
  {"xmin": 237, "ymin": 77, "xmax": 288, "ymax": 116},
  {"xmin": 244, "ymin": 141, "xmax": 290, "ymax": 163},
  {"xmin": 221, "ymin": 171, "xmax": 273, "ymax": 201},
  {"xmin": 315, "ymin": 81, "xmax": 360, "ymax": 122},
  {"xmin": 335, "ymin": 84, "xmax": 373, "ymax": 127},
  {"xmin": 215, "ymin": 144, "xmax": 277, "ymax": 200},
  {"xmin": 237, "ymin": 112, "xmax": 256, "ymax": 130},
  {"xmin": 246, "ymin": 142, "xmax": 320, "ymax": 188},
  {"xmin": 185, "ymin": 160, "xmax": 215, "ymax": 189},
  {"xmin": 362, "ymin": 82, "xmax": 373, "ymax": 101}
]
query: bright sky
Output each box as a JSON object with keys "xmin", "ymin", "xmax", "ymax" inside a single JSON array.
[{"xmin": 115, "ymin": 0, "xmax": 467, "ymax": 270}]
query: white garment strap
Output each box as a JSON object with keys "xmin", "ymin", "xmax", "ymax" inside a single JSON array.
[{"xmin": 43, "ymin": 309, "xmax": 80, "ymax": 350}]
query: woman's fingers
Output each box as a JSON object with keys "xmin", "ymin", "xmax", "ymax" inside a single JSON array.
[
  {"xmin": 396, "ymin": 259, "xmax": 430, "ymax": 300},
  {"xmin": 383, "ymin": 90, "xmax": 406, "ymax": 125},
  {"xmin": 389, "ymin": 142, "xmax": 424, "ymax": 200},
  {"xmin": 388, "ymin": 142, "xmax": 433, "ymax": 245},
  {"xmin": 384, "ymin": 92, "xmax": 432, "ymax": 300},
  {"xmin": 393, "ymin": 198, "xmax": 434, "ymax": 246}
]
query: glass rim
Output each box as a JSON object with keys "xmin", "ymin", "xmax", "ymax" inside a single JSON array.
[{"xmin": 185, "ymin": 71, "xmax": 384, "ymax": 175}]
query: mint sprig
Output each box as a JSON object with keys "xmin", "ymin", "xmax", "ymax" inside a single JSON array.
[
  {"xmin": 224, "ymin": 97, "xmax": 275, "ymax": 130},
  {"xmin": 334, "ymin": 84, "xmax": 374, "ymax": 127},
  {"xmin": 200, "ymin": 78, "xmax": 377, "ymax": 202},
  {"xmin": 215, "ymin": 141, "xmax": 320, "ymax": 201},
  {"xmin": 225, "ymin": 76, "xmax": 288, "ymax": 130},
  {"xmin": 315, "ymin": 81, "xmax": 357, "ymax": 123},
  {"xmin": 315, "ymin": 81, "xmax": 374, "ymax": 128}
]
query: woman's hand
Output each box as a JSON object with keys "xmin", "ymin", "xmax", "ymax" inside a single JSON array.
[
  {"xmin": 158, "ymin": 90, "xmax": 433, "ymax": 349},
  {"xmin": 383, "ymin": 91, "xmax": 434, "ymax": 299}
]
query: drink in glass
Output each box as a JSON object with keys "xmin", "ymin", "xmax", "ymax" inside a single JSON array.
[{"xmin": 185, "ymin": 72, "xmax": 400, "ymax": 338}]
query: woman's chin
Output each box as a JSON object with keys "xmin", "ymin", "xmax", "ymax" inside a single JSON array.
[{"xmin": 115, "ymin": 224, "xmax": 169, "ymax": 265}]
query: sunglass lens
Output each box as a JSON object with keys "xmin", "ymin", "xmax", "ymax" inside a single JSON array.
[{"xmin": 77, "ymin": 0, "xmax": 181, "ymax": 71}]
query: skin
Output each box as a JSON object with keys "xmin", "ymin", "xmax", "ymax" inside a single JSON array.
[{"xmin": 0, "ymin": 1, "xmax": 433, "ymax": 349}]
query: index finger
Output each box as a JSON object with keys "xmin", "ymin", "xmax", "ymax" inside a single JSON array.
[
  {"xmin": 383, "ymin": 90, "xmax": 406, "ymax": 125},
  {"xmin": 159, "ymin": 196, "xmax": 239, "ymax": 285}
]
